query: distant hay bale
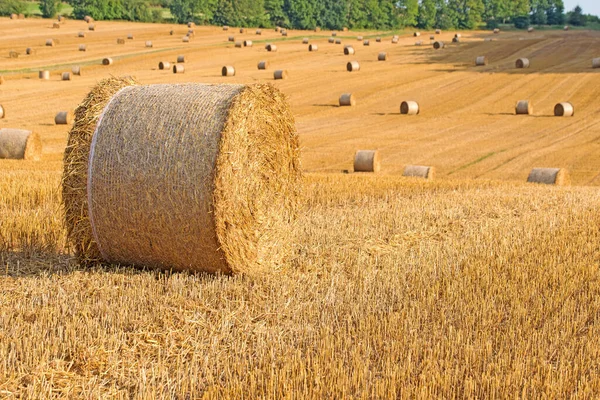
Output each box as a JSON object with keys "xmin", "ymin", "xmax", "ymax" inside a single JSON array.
[
  {"xmin": 145, "ymin": 41, "xmax": 153, "ymax": 48},
  {"xmin": 223, "ymin": 26, "xmax": 229, "ymax": 31},
  {"xmin": 62, "ymin": 78, "xmax": 300, "ymax": 273},
  {"xmin": 55, "ymin": 111, "xmax": 73, "ymax": 124},
  {"xmin": 430, "ymin": 35, "xmax": 435, "ymax": 40},
  {"xmin": 239, "ymin": 28, "xmax": 245, "ymax": 33},
  {"xmin": 515, "ymin": 100, "xmax": 532, "ymax": 115},
  {"xmin": 222, "ymin": 66, "xmax": 235, "ymax": 76},
  {"xmin": 79, "ymin": 44, "xmax": 87, "ymax": 51},
  {"xmin": 309, "ymin": 44, "xmax": 318, "ymax": 51},
  {"xmin": 235, "ymin": 42, "xmax": 242, "ymax": 48},
  {"xmin": 257, "ymin": 60, "xmax": 269, "ymax": 70},
  {"xmin": 117, "ymin": 38, "xmax": 125, "ymax": 44},
  {"xmin": 17, "ymin": 14, "xmax": 24, "ymax": 19},
  {"xmin": 335, "ymin": 39, "xmax": 342, "ymax": 44},
  {"xmin": 274, "ymin": 70, "xmax": 288, "ymax": 80},
  {"xmin": 378, "ymin": 52, "xmax": 387, "ymax": 61},
  {"xmin": 188, "ymin": 22, "xmax": 195, "ymax": 28},
  {"xmin": 527, "ymin": 168, "xmax": 569, "ymax": 185},
  {"xmin": 302, "ymin": 38, "xmax": 309, "ymax": 44},
  {"xmin": 415, "ymin": 41, "xmax": 423, "ymax": 46},
  {"xmin": 328, "ymin": 37, "xmax": 335, "ymax": 43},
  {"xmin": 0, "ymin": 129, "xmax": 41, "ymax": 160},
  {"xmin": 363, "ymin": 40, "xmax": 370, "ymax": 46},
  {"xmin": 39, "ymin": 71, "xmax": 50, "ymax": 80},
  {"xmin": 170, "ymin": 30, "xmax": 174, "ymax": 35},
  {"xmin": 357, "ymin": 36, "xmax": 363, "ymax": 40},
  {"xmin": 53, "ymin": 22, "xmax": 60, "ymax": 29},
  {"xmin": 183, "ymin": 36, "xmax": 190, "ymax": 42},
  {"xmin": 62, "ymin": 72, "xmax": 71, "ymax": 81},
  {"xmin": 173, "ymin": 64, "xmax": 185, "ymax": 74},
  {"xmin": 564, "ymin": 26, "xmax": 569, "ymax": 31},
  {"xmin": 392, "ymin": 37, "xmax": 399, "ymax": 44},
  {"xmin": 346, "ymin": 61, "xmax": 360, "ymax": 72},
  {"xmin": 403, "ymin": 165, "xmax": 435, "ymax": 179},
  {"xmin": 256, "ymin": 29, "xmax": 261, "ymax": 35},
  {"xmin": 158, "ymin": 61, "xmax": 171, "ymax": 70},
  {"xmin": 376, "ymin": 37, "xmax": 381, "ymax": 42},
  {"xmin": 592, "ymin": 58, "xmax": 600, "ymax": 68},
  {"xmin": 344, "ymin": 46, "xmax": 355, "ymax": 55},
  {"xmin": 281, "ymin": 30, "xmax": 288, "ymax": 36},
  {"xmin": 528, "ymin": 27, "xmax": 534, "ymax": 32},
  {"xmin": 433, "ymin": 41, "xmax": 445, "ymax": 49},
  {"xmin": 72, "ymin": 66, "xmax": 81, "ymax": 76},
  {"xmin": 275, "ymin": 26, "xmax": 280, "ymax": 32},
  {"xmin": 455, "ymin": 33, "xmax": 462, "ymax": 38},
  {"xmin": 243, "ymin": 40, "xmax": 253, "ymax": 47},
  {"xmin": 339, "ymin": 93, "xmax": 355, "ymax": 106},
  {"xmin": 10, "ymin": 13, "xmax": 17, "ymax": 19},
  {"xmin": 102, "ymin": 58, "xmax": 113, "ymax": 66},
  {"xmin": 332, "ymin": 32, "xmax": 337, "ymax": 37},
  {"xmin": 46, "ymin": 39, "xmax": 54, "ymax": 47},
  {"xmin": 228, "ymin": 36, "xmax": 235, "ymax": 42},
  {"xmin": 9, "ymin": 51, "xmax": 19, "ymax": 58},
  {"xmin": 452, "ymin": 37, "xmax": 460, "ymax": 43},
  {"xmin": 515, "ymin": 58, "xmax": 530, "ymax": 68},
  {"xmin": 266, "ymin": 44, "xmax": 277, "ymax": 52},
  {"xmin": 414, "ymin": 32, "xmax": 420, "ymax": 37},
  {"xmin": 401, "ymin": 101, "xmax": 419, "ymax": 115},
  {"xmin": 187, "ymin": 29, "xmax": 195, "ymax": 36},
  {"xmin": 354, "ymin": 150, "xmax": 380, "ymax": 173},
  {"xmin": 78, "ymin": 31, "xmax": 86, "ymax": 37},
  {"xmin": 493, "ymin": 28, "xmax": 500, "ymax": 34},
  {"xmin": 435, "ymin": 29, "xmax": 441, "ymax": 34},
  {"xmin": 88, "ymin": 24, "xmax": 95, "ymax": 31},
  {"xmin": 554, "ymin": 102, "xmax": 574, "ymax": 117},
  {"xmin": 343, "ymin": 27, "xmax": 348, "ymax": 32},
  {"xmin": 314, "ymin": 27, "xmax": 321, "ymax": 32},
  {"xmin": 24, "ymin": 48, "xmax": 34, "ymax": 55},
  {"xmin": 84, "ymin": 15, "xmax": 92, "ymax": 23},
  {"xmin": 475, "ymin": 56, "xmax": 488, "ymax": 66},
  {"xmin": 177, "ymin": 55, "xmax": 185, "ymax": 63},
  {"xmin": 127, "ymin": 34, "xmax": 134, "ymax": 40}
]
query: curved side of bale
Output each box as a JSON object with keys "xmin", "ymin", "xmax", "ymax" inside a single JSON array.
[
  {"xmin": 593, "ymin": 58, "xmax": 600, "ymax": 68},
  {"xmin": 228, "ymin": 36, "xmax": 235, "ymax": 42},
  {"xmin": 39, "ymin": 71, "xmax": 50, "ymax": 80},
  {"xmin": 274, "ymin": 70, "xmax": 288, "ymax": 80},
  {"xmin": 363, "ymin": 40, "xmax": 370, "ymax": 46},
  {"xmin": 55, "ymin": 111, "xmax": 73, "ymax": 125},
  {"xmin": 527, "ymin": 168, "xmax": 570, "ymax": 185},
  {"xmin": 335, "ymin": 39, "xmax": 342, "ymax": 44},
  {"xmin": 344, "ymin": 46, "xmax": 355, "ymax": 55},
  {"xmin": 257, "ymin": 61, "xmax": 269, "ymax": 70},
  {"xmin": 177, "ymin": 55, "xmax": 185, "ymax": 63},
  {"xmin": 0, "ymin": 129, "xmax": 42, "ymax": 161},
  {"xmin": 72, "ymin": 66, "xmax": 81, "ymax": 76},
  {"xmin": 222, "ymin": 66, "xmax": 235, "ymax": 76},
  {"xmin": 79, "ymin": 44, "xmax": 86, "ymax": 51},
  {"xmin": 235, "ymin": 42, "xmax": 242, "ymax": 48},
  {"xmin": 256, "ymin": 29, "xmax": 262, "ymax": 35},
  {"xmin": 516, "ymin": 100, "xmax": 532, "ymax": 115},
  {"xmin": 403, "ymin": 165, "xmax": 435, "ymax": 179},
  {"xmin": 328, "ymin": 37, "xmax": 335, "ymax": 43},
  {"xmin": 46, "ymin": 39, "xmax": 54, "ymax": 46},
  {"xmin": 62, "ymin": 72, "xmax": 71, "ymax": 81},
  {"xmin": 414, "ymin": 32, "xmax": 420, "ymax": 37},
  {"xmin": 392, "ymin": 37, "xmax": 399, "ymax": 44},
  {"xmin": 173, "ymin": 64, "xmax": 185, "ymax": 74},
  {"xmin": 302, "ymin": 38, "xmax": 309, "ymax": 44},
  {"xmin": 475, "ymin": 56, "xmax": 488, "ymax": 66},
  {"xmin": 554, "ymin": 102, "xmax": 574, "ymax": 117},
  {"xmin": 309, "ymin": 44, "xmax": 318, "ymax": 51},
  {"xmin": 339, "ymin": 93, "xmax": 355, "ymax": 106},
  {"xmin": 0, "ymin": 105, "xmax": 4, "ymax": 118},
  {"xmin": 433, "ymin": 41, "xmax": 444, "ymax": 49},
  {"xmin": 516, "ymin": 58, "xmax": 530, "ymax": 68},
  {"xmin": 378, "ymin": 52, "xmax": 387, "ymax": 61},
  {"xmin": 102, "ymin": 58, "xmax": 113, "ymax": 65},
  {"xmin": 62, "ymin": 76, "xmax": 139, "ymax": 265},
  {"xmin": 159, "ymin": 61, "xmax": 171, "ymax": 70},
  {"xmin": 401, "ymin": 101, "xmax": 419, "ymax": 115},
  {"xmin": 244, "ymin": 40, "xmax": 253, "ymax": 47},
  {"xmin": 266, "ymin": 44, "xmax": 277, "ymax": 52},
  {"xmin": 354, "ymin": 150, "xmax": 380, "ymax": 173},
  {"xmin": 347, "ymin": 61, "xmax": 360, "ymax": 71}
]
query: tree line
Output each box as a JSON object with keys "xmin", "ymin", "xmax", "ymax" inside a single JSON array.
[{"xmin": 1, "ymin": 0, "xmax": 598, "ymax": 30}]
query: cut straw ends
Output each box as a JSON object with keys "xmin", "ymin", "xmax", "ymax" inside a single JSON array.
[
  {"xmin": 527, "ymin": 168, "xmax": 569, "ymax": 185},
  {"xmin": 554, "ymin": 102, "xmax": 574, "ymax": 117},
  {"xmin": 515, "ymin": 100, "xmax": 532, "ymax": 115},
  {"xmin": 55, "ymin": 111, "xmax": 73, "ymax": 125},
  {"xmin": 403, "ymin": 165, "xmax": 435, "ymax": 180}
]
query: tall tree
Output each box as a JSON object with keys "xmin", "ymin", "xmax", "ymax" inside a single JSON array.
[
  {"xmin": 447, "ymin": 0, "xmax": 484, "ymax": 29},
  {"xmin": 265, "ymin": 0, "xmax": 288, "ymax": 27},
  {"xmin": 39, "ymin": 0, "xmax": 62, "ymax": 18},
  {"xmin": 567, "ymin": 5, "xmax": 586, "ymax": 26},
  {"xmin": 418, "ymin": 0, "xmax": 437, "ymax": 29}
]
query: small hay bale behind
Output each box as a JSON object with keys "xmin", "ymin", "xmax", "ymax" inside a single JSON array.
[
  {"xmin": 228, "ymin": 36, "xmax": 235, "ymax": 42},
  {"xmin": 173, "ymin": 64, "xmax": 185, "ymax": 74},
  {"xmin": 239, "ymin": 28, "xmax": 244, "ymax": 33},
  {"xmin": 53, "ymin": 22, "xmax": 60, "ymax": 29},
  {"xmin": 159, "ymin": 61, "xmax": 171, "ymax": 70},
  {"xmin": 339, "ymin": 93, "xmax": 355, "ymax": 106},
  {"xmin": 222, "ymin": 66, "xmax": 235, "ymax": 76},
  {"xmin": 392, "ymin": 37, "xmax": 399, "ymax": 44},
  {"xmin": 354, "ymin": 150, "xmax": 380, "ymax": 173},
  {"xmin": 403, "ymin": 165, "xmax": 435, "ymax": 180},
  {"xmin": 62, "ymin": 72, "xmax": 71, "ymax": 81},
  {"xmin": 332, "ymin": 32, "xmax": 337, "ymax": 37},
  {"xmin": 102, "ymin": 58, "xmax": 113, "ymax": 66},
  {"xmin": 309, "ymin": 44, "xmax": 318, "ymax": 51},
  {"xmin": 274, "ymin": 70, "xmax": 288, "ymax": 80},
  {"xmin": 357, "ymin": 36, "xmax": 363, "ymax": 40},
  {"xmin": 363, "ymin": 40, "xmax": 370, "ymax": 46},
  {"xmin": 344, "ymin": 46, "xmax": 355, "ymax": 55},
  {"xmin": 328, "ymin": 37, "xmax": 335, "ymax": 43},
  {"xmin": 243, "ymin": 40, "xmax": 252, "ymax": 47},
  {"xmin": 55, "ymin": 111, "xmax": 73, "ymax": 124},
  {"xmin": 554, "ymin": 102, "xmax": 574, "ymax": 117},
  {"xmin": 515, "ymin": 100, "xmax": 532, "ymax": 115},
  {"xmin": 476, "ymin": 56, "xmax": 488, "ymax": 66},
  {"xmin": 256, "ymin": 29, "xmax": 262, "ymax": 35},
  {"xmin": 593, "ymin": 58, "xmax": 600, "ymax": 69},
  {"xmin": 378, "ymin": 52, "xmax": 387, "ymax": 61},
  {"xmin": 347, "ymin": 61, "xmax": 360, "ymax": 72},
  {"xmin": 9, "ymin": 51, "xmax": 19, "ymax": 58},
  {"xmin": 436, "ymin": 29, "xmax": 441, "ymax": 34},
  {"xmin": 39, "ymin": 71, "xmax": 50, "ymax": 80},
  {"xmin": 376, "ymin": 37, "xmax": 381, "ymax": 42},
  {"xmin": 493, "ymin": 28, "xmax": 500, "ymax": 34},
  {"xmin": 414, "ymin": 32, "xmax": 420, "ymax": 37},
  {"xmin": 452, "ymin": 37, "xmax": 460, "ymax": 43},
  {"xmin": 527, "ymin": 168, "xmax": 569, "ymax": 185},
  {"xmin": 72, "ymin": 66, "xmax": 81, "ymax": 76},
  {"xmin": 257, "ymin": 61, "xmax": 269, "ymax": 70},
  {"xmin": 0, "ymin": 129, "xmax": 41, "ymax": 160},
  {"xmin": 177, "ymin": 55, "xmax": 186, "ymax": 63},
  {"xmin": 335, "ymin": 39, "xmax": 342, "ymax": 44},
  {"xmin": 401, "ymin": 101, "xmax": 419, "ymax": 115},
  {"xmin": 564, "ymin": 26, "xmax": 569, "ymax": 31},
  {"xmin": 235, "ymin": 42, "xmax": 242, "ymax": 48},
  {"xmin": 516, "ymin": 58, "xmax": 530, "ymax": 68},
  {"xmin": 223, "ymin": 26, "xmax": 229, "ymax": 31},
  {"xmin": 528, "ymin": 27, "xmax": 534, "ymax": 32}
]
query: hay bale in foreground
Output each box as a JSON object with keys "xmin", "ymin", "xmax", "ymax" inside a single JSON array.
[
  {"xmin": 475, "ymin": 56, "xmax": 488, "ymax": 66},
  {"xmin": 177, "ymin": 55, "xmax": 185, "ymax": 63},
  {"xmin": 72, "ymin": 66, "xmax": 81, "ymax": 76},
  {"xmin": 433, "ymin": 41, "xmax": 445, "ymax": 49},
  {"xmin": 258, "ymin": 61, "xmax": 269, "ymax": 70},
  {"xmin": 516, "ymin": 100, "xmax": 532, "ymax": 115},
  {"xmin": 309, "ymin": 44, "xmax": 318, "ymax": 51},
  {"xmin": 339, "ymin": 93, "xmax": 355, "ymax": 106},
  {"xmin": 527, "ymin": 168, "xmax": 569, "ymax": 185},
  {"xmin": 173, "ymin": 64, "xmax": 185, "ymax": 74},
  {"xmin": 554, "ymin": 102, "xmax": 574, "ymax": 117},
  {"xmin": 347, "ymin": 61, "xmax": 360, "ymax": 71},
  {"xmin": 354, "ymin": 150, "xmax": 380, "ymax": 173},
  {"xmin": 401, "ymin": 101, "xmax": 419, "ymax": 115},
  {"xmin": 0, "ymin": 129, "xmax": 41, "ymax": 160},
  {"xmin": 274, "ymin": 70, "xmax": 288, "ymax": 80},
  {"xmin": 62, "ymin": 78, "xmax": 300, "ymax": 274},
  {"xmin": 344, "ymin": 46, "xmax": 355, "ymax": 55},
  {"xmin": 516, "ymin": 58, "xmax": 530, "ymax": 68},
  {"xmin": 159, "ymin": 61, "xmax": 171, "ymax": 70},
  {"xmin": 222, "ymin": 66, "xmax": 235, "ymax": 76},
  {"xmin": 403, "ymin": 165, "xmax": 435, "ymax": 179},
  {"xmin": 378, "ymin": 52, "xmax": 387, "ymax": 61},
  {"xmin": 39, "ymin": 71, "xmax": 50, "ymax": 80},
  {"xmin": 55, "ymin": 111, "xmax": 73, "ymax": 124},
  {"xmin": 102, "ymin": 58, "xmax": 113, "ymax": 65},
  {"xmin": 593, "ymin": 58, "xmax": 600, "ymax": 68},
  {"xmin": 62, "ymin": 72, "xmax": 71, "ymax": 81}
]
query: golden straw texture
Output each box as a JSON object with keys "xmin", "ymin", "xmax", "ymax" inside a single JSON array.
[{"xmin": 0, "ymin": 128, "xmax": 41, "ymax": 160}]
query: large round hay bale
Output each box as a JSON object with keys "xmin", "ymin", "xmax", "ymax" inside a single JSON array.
[
  {"xmin": 257, "ymin": 61, "xmax": 269, "ymax": 70},
  {"xmin": 9, "ymin": 51, "xmax": 19, "ymax": 59},
  {"xmin": 102, "ymin": 58, "xmax": 113, "ymax": 66},
  {"xmin": 228, "ymin": 36, "xmax": 235, "ymax": 42},
  {"xmin": 62, "ymin": 78, "xmax": 300, "ymax": 273},
  {"xmin": 433, "ymin": 41, "xmax": 445, "ymax": 49},
  {"xmin": 158, "ymin": 61, "xmax": 171, "ymax": 70},
  {"xmin": 266, "ymin": 44, "xmax": 277, "ymax": 52},
  {"xmin": 46, "ymin": 39, "xmax": 54, "ymax": 47},
  {"xmin": 347, "ymin": 61, "xmax": 360, "ymax": 72},
  {"xmin": 403, "ymin": 165, "xmax": 435, "ymax": 179},
  {"xmin": 527, "ymin": 168, "xmax": 569, "ymax": 185},
  {"xmin": 309, "ymin": 44, "xmax": 318, "ymax": 51},
  {"xmin": 0, "ymin": 129, "xmax": 41, "ymax": 160},
  {"xmin": 79, "ymin": 44, "xmax": 87, "ymax": 51},
  {"xmin": 363, "ymin": 40, "xmax": 370, "ymax": 46},
  {"xmin": 222, "ymin": 66, "xmax": 235, "ymax": 76},
  {"xmin": 314, "ymin": 27, "xmax": 321, "ymax": 32},
  {"xmin": 173, "ymin": 64, "xmax": 185, "ymax": 74},
  {"xmin": 55, "ymin": 111, "xmax": 73, "ymax": 124},
  {"xmin": 414, "ymin": 32, "xmax": 420, "ymax": 37},
  {"xmin": 235, "ymin": 42, "xmax": 242, "ymax": 48},
  {"xmin": 10, "ymin": 13, "xmax": 17, "ymax": 19},
  {"xmin": 475, "ymin": 56, "xmax": 488, "ymax": 66},
  {"xmin": 177, "ymin": 55, "xmax": 185, "ymax": 63},
  {"xmin": 516, "ymin": 58, "xmax": 530, "ymax": 68},
  {"xmin": 302, "ymin": 38, "xmax": 309, "ymax": 44},
  {"xmin": 339, "ymin": 93, "xmax": 355, "ymax": 106},
  {"xmin": 88, "ymin": 24, "xmax": 95, "ymax": 31},
  {"xmin": 62, "ymin": 72, "xmax": 71, "ymax": 81},
  {"xmin": 145, "ymin": 41, "xmax": 153, "ymax": 48},
  {"xmin": 354, "ymin": 150, "xmax": 380, "ymax": 173},
  {"xmin": 78, "ymin": 31, "xmax": 86, "ymax": 38},
  {"xmin": 274, "ymin": 70, "xmax": 288, "ymax": 80},
  {"xmin": 344, "ymin": 46, "xmax": 355, "ymax": 55},
  {"xmin": 378, "ymin": 52, "xmax": 387, "ymax": 61},
  {"xmin": 39, "ymin": 70, "xmax": 50, "ymax": 80},
  {"xmin": 515, "ymin": 100, "xmax": 532, "ymax": 115},
  {"xmin": 243, "ymin": 40, "xmax": 253, "ymax": 47},
  {"xmin": 72, "ymin": 66, "xmax": 81, "ymax": 76},
  {"xmin": 554, "ymin": 102, "xmax": 574, "ymax": 117},
  {"xmin": 592, "ymin": 58, "xmax": 600, "ymax": 69},
  {"xmin": 400, "ymin": 101, "xmax": 419, "ymax": 115},
  {"xmin": 328, "ymin": 37, "xmax": 335, "ymax": 43},
  {"xmin": 117, "ymin": 38, "xmax": 125, "ymax": 44}
]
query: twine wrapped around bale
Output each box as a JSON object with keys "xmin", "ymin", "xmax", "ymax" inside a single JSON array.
[
  {"xmin": 554, "ymin": 102, "xmax": 574, "ymax": 117},
  {"xmin": 222, "ymin": 66, "xmax": 235, "ymax": 76},
  {"xmin": 592, "ymin": 58, "xmax": 600, "ymax": 69},
  {"xmin": 401, "ymin": 101, "xmax": 419, "ymax": 115},
  {"xmin": 403, "ymin": 165, "xmax": 435, "ymax": 179},
  {"xmin": 102, "ymin": 58, "xmax": 113, "ymax": 66},
  {"xmin": 258, "ymin": 61, "xmax": 269, "ymax": 70},
  {"xmin": 266, "ymin": 44, "xmax": 277, "ymax": 52},
  {"xmin": 55, "ymin": 111, "xmax": 73, "ymax": 124},
  {"xmin": 344, "ymin": 46, "xmax": 355, "ymax": 55},
  {"xmin": 354, "ymin": 150, "xmax": 380, "ymax": 173},
  {"xmin": 177, "ymin": 55, "xmax": 185, "ymax": 63},
  {"xmin": 173, "ymin": 64, "xmax": 185, "ymax": 74},
  {"xmin": 78, "ymin": 32, "xmax": 86, "ymax": 38},
  {"xmin": 378, "ymin": 52, "xmax": 387, "ymax": 61},
  {"xmin": 243, "ymin": 40, "xmax": 252, "ymax": 47},
  {"xmin": 0, "ymin": 129, "xmax": 41, "ymax": 160},
  {"xmin": 516, "ymin": 58, "xmax": 530, "ymax": 68},
  {"xmin": 72, "ymin": 66, "xmax": 81, "ymax": 76},
  {"xmin": 527, "ymin": 168, "xmax": 569, "ymax": 185},
  {"xmin": 516, "ymin": 100, "xmax": 532, "ymax": 115},
  {"xmin": 433, "ymin": 41, "xmax": 445, "ymax": 49},
  {"xmin": 475, "ymin": 56, "xmax": 488, "ymax": 66},
  {"xmin": 159, "ymin": 61, "xmax": 171, "ymax": 70},
  {"xmin": 274, "ymin": 70, "xmax": 288, "ymax": 80},
  {"xmin": 309, "ymin": 44, "xmax": 318, "ymax": 51},
  {"xmin": 39, "ymin": 71, "xmax": 50, "ymax": 80},
  {"xmin": 62, "ymin": 72, "xmax": 71, "ymax": 81},
  {"xmin": 79, "ymin": 44, "xmax": 87, "ymax": 51},
  {"xmin": 339, "ymin": 93, "xmax": 355, "ymax": 106},
  {"xmin": 347, "ymin": 61, "xmax": 360, "ymax": 71},
  {"xmin": 62, "ymin": 78, "xmax": 300, "ymax": 274}
]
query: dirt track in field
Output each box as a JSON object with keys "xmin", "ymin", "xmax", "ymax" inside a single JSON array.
[{"xmin": 1, "ymin": 18, "xmax": 599, "ymax": 184}]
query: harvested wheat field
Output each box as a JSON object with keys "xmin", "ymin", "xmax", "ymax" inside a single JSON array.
[{"xmin": 1, "ymin": 17, "xmax": 600, "ymax": 398}]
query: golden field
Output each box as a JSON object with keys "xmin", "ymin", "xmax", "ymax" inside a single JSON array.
[{"xmin": 1, "ymin": 17, "xmax": 600, "ymax": 398}]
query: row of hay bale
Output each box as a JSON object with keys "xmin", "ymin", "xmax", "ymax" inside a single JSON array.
[
  {"xmin": 515, "ymin": 100, "xmax": 575, "ymax": 116},
  {"xmin": 474, "ymin": 55, "xmax": 599, "ymax": 69},
  {"xmin": 36, "ymin": 67, "xmax": 82, "ymax": 80}
]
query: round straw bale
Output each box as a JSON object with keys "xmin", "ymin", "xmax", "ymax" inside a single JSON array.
[
  {"xmin": 274, "ymin": 70, "xmax": 288, "ymax": 80},
  {"xmin": 528, "ymin": 27, "xmax": 534, "ymax": 32},
  {"xmin": 339, "ymin": 93, "xmax": 355, "ymax": 106},
  {"xmin": 239, "ymin": 28, "xmax": 245, "ymax": 33},
  {"xmin": 0, "ymin": 105, "xmax": 3, "ymax": 118},
  {"xmin": 79, "ymin": 44, "xmax": 87, "ymax": 51},
  {"xmin": 564, "ymin": 26, "xmax": 569, "ymax": 31},
  {"xmin": 53, "ymin": 22, "xmax": 60, "ymax": 29},
  {"xmin": 436, "ymin": 29, "xmax": 441, "ymax": 34},
  {"xmin": 414, "ymin": 32, "xmax": 420, "ymax": 37},
  {"xmin": 55, "ymin": 111, "xmax": 73, "ymax": 124},
  {"xmin": 9, "ymin": 51, "xmax": 19, "ymax": 59},
  {"xmin": 145, "ymin": 41, "xmax": 153, "ymax": 48},
  {"xmin": 378, "ymin": 52, "xmax": 387, "ymax": 61},
  {"xmin": 315, "ymin": 27, "xmax": 321, "ymax": 32},
  {"xmin": 222, "ymin": 66, "xmax": 235, "ymax": 76},
  {"xmin": 0, "ymin": 129, "xmax": 41, "ymax": 160},
  {"xmin": 39, "ymin": 71, "xmax": 50, "ymax": 80},
  {"xmin": 475, "ymin": 56, "xmax": 488, "ymax": 66},
  {"xmin": 515, "ymin": 58, "xmax": 530, "ymax": 68},
  {"xmin": 84, "ymin": 15, "xmax": 92, "ymax": 22},
  {"xmin": 223, "ymin": 25, "xmax": 229, "ymax": 31},
  {"xmin": 173, "ymin": 64, "xmax": 185, "ymax": 74},
  {"xmin": 88, "ymin": 24, "xmax": 95, "ymax": 31},
  {"xmin": 26, "ymin": 47, "xmax": 36, "ymax": 55},
  {"xmin": 117, "ymin": 38, "xmax": 125, "ymax": 44},
  {"xmin": 592, "ymin": 58, "xmax": 600, "ymax": 68},
  {"xmin": 256, "ymin": 29, "xmax": 261, "ymax": 35},
  {"xmin": 62, "ymin": 79, "xmax": 300, "ymax": 273},
  {"xmin": 62, "ymin": 72, "xmax": 71, "ymax": 81},
  {"xmin": 400, "ymin": 101, "xmax": 419, "ymax": 115},
  {"xmin": 346, "ymin": 61, "xmax": 360, "ymax": 72},
  {"xmin": 328, "ymin": 37, "xmax": 334, "ymax": 43},
  {"xmin": 455, "ymin": 33, "xmax": 462, "ymax": 38},
  {"xmin": 72, "ymin": 66, "xmax": 81, "ymax": 76},
  {"xmin": 376, "ymin": 37, "xmax": 381, "ymax": 42},
  {"xmin": 403, "ymin": 165, "xmax": 435, "ymax": 179},
  {"xmin": 343, "ymin": 27, "xmax": 348, "ymax": 32},
  {"xmin": 127, "ymin": 34, "xmax": 134, "ymax": 39},
  {"xmin": 159, "ymin": 61, "xmax": 171, "ymax": 70},
  {"xmin": 188, "ymin": 22, "xmax": 195, "ymax": 28},
  {"xmin": 493, "ymin": 28, "xmax": 500, "ymax": 34},
  {"xmin": 46, "ymin": 39, "xmax": 54, "ymax": 47},
  {"xmin": 433, "ymin": 41, "xmax": 445, "ymax": 49},
  {"xmin": 515, "ymin": 100, "xmax": 532, "ymax": 115},
  {"xmin": 10, "ymin": 13, "xmax": 17, "ymax": 19},
  {"xmin": 102, "ymin": 58, "xmax": 113, "ymax": 66},
  {"xmin": 392, "ymin": 37, "xmax": 399, "ymax": 44},
  {"xmin": 302, "ymin": 38, "xmax": 309, "ymax": 44},
  {"xmin": 354, "ymin": 150, "xmax": 380, "ymax": 173},
  {"xmin": 344, "ymin": 46, "xmax": 355, "ymax": 55},
  {"xmin": 363, "ymin": 40, "xmax": 370, "ymax": 46},
  {"xmin": 452, "ymin": 37, "xmax": 460, "ymax": 43},
  {"xmin": 554, "ymin": 102, "xmax": 574, "ymax": 117},
  {"xmin": 275, "ymin": 27, "xmax": 280, "ymax": 32},
  {"xmin": 170, "ymin": 30, "xmax": 174, "ymax": 35},
  {"xmin": 281, "ymin": 30, "xmax": 288, "ymax": 36},
  {"xmin": 177, "ymin": 55, "xmax": 185, "ymax": 63},
  {"xmin": 228, "ymin": 36, "xmax": 235, "ymax": 42},
  {"xmin": 309, "ymin": 44, "xmax": 318, "ymax": 51},
  {"xmin": 332, "ymin": 32, "xmax": 337, "ymax": 37},
  {"xmin": 415, "ymin": 41, "xmax": 423, "ymax": 46},
  {"xmin": 78, "ymin": 31, "xmax": 86, "ymax": 37},
  {"xmin": 257, "ymin": 61, "xmax": 269, "ymax": 70},
  {"xmin": 235, "ymin": 42, "xmax": 242, "ymax": 48},
  {"xmin": 527, "ymin": 168, "xmax": 569, "ymax": 185},
  {"xmin": 357, "ymin": 36, "xmax": 363, "ymax": 40},
  {"xmin": 243, "ymin": 40, "xmax": 253, "ymax": 47},
  {"xmin": 429, "ymin": 35, "xmax": 435, "ymax": 40},
  {"xmin": 187, "ymin": 29, "xmax": 195, "ymax": 36},
  {"xmin": 266, "ymin": 44, "xmax": 277, "ymax": 52}
]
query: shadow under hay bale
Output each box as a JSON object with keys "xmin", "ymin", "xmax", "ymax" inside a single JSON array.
[
  {"xmin": 354, "ymin": 150, "xmax": 380, "ymax": 173},
  {"xmin": 403, "ymin": 165, "xmax": 435, "ymax": 180},
  {"xmin": 554, "ymin": 102, "xmax": 574, "ymax": 117},
  {"xmin": 0, "ymin": 129, "xmax": 41, "ymax": 160},
  {"xmin": 527, "ymin": 168, "xmax": 569, "ymax": 185},
  {"xmin": 62, "ymin": 78, "xmax": 301, "ymax": 274}
]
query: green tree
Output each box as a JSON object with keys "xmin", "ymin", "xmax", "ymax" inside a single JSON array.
[
  {"xmin": 39, "ymin": 0, "xmax": 62, "ymax": 18},
  {"xmin": 546, "ymin": 0, "xmax": 565, "ymax": 25},
  {"xmin": 0, "ymin": 0, "xmax": 27, "ymax": 16},
  {"xmin": 447, "ymin": 0, "xmax": 484, "ymax": 29},
  {"xmin": 397, "ymin": 0, "xmax": 418, "ymax": 27},
  {"xmin": 169, "ymin": 0, "xmax": 217, "ymax": 24},
  {"xmin": 418, "ymin": 0, "xmax": 437, "ymax": 29},
  {"xmin": 265, "ymin": 0, "xmax": 288, "ymax": 27},
  {"xmin": 567, "ymin": 5, "xmax": 586, "ymax": 26}
]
